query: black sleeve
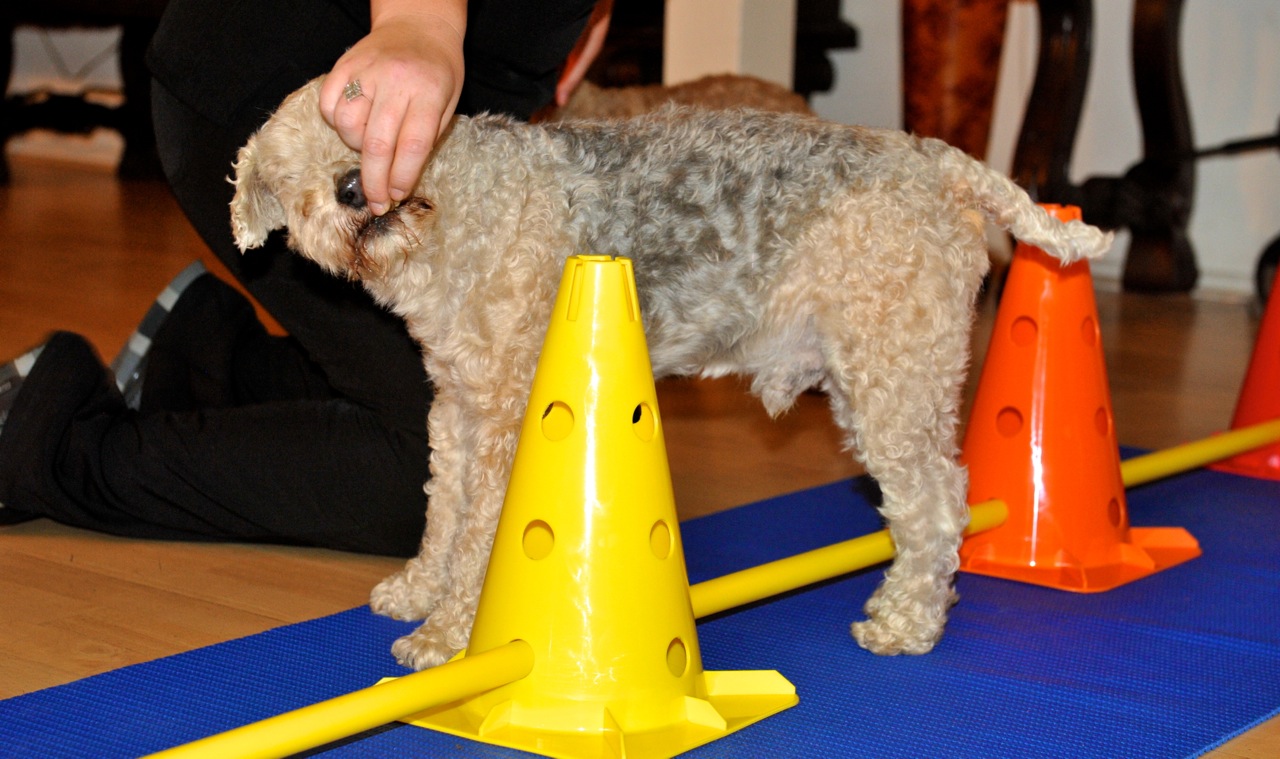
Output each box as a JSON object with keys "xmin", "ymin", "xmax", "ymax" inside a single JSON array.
[
  {"xmin": 147, "ymin": 0, "xmax": 369, "ymax": 130},
  {"xmin": 148, "ymin": 0, "xmax": 598, "ymax": 128}
]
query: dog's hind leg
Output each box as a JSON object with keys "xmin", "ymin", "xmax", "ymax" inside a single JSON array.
[
  {"xmin": 820, "ymin": 275, "xmax": 977, "ymax": 654},
  {"xmin": 831, "ymin": 347, "xmax": 971, "ymax": 654},
  {"xmin": 848, "ymin": 419, "xmax": 969, "ymax": 654}
]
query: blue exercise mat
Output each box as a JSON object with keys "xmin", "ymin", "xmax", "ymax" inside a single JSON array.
[{"xmin": 3, "ymin": 458, "xmax": 1278, "ymax": 758}]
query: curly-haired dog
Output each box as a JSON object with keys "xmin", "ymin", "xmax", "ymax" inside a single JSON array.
[{"xmin": 230, "ymin": 79, "xmax": 1111, "ymax": 670}]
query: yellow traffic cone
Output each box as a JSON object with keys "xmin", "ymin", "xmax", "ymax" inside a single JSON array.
[{"xmin": 403, "ymin": 255, "xmax": 797, "ymax": 758}]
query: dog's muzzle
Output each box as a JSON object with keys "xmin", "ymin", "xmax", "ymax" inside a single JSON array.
[{"xmin": 336, "ymin": 168, "xmax": 366, "ymax": 210}]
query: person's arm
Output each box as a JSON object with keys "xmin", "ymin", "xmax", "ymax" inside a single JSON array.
[
  {"xmin": 555, "ymin": 0, "xmax": 612, "ymax": 107},
  {"xmin": 318, "ymin": 0, "xmax": 467, "ymax": 216}
]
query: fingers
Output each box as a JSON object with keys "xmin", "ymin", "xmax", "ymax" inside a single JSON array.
[
  {"xmin": 330, "ymin": 83, "xmax": 447, "ymax": 215},
  {"xmin": 315, "ymin": 13, "xmax": 464, "ymax": 216},
  {"xmin": 320, "ymin": 74, "xmax": 374, "ymax": 156},
  {"xmin": 357, "ymin": 87, "xmax": 403, "ymax": 215},
  {"xmin": 387, "ymin": 97, "xmax": 444, "ymax": 204},
  {"xmin": 317, "ymin": 76, "xmax": 421, "ymax": 215}
]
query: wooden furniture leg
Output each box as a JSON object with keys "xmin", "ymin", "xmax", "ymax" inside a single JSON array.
[
  {"xmin": 1121, "ymin": 0, "xmax": 1197, "ymax": 292},
  {"xmin": 1009, "ymin": 0, "xmax": 1092, "ymax": 201},
  {"xmin": 902, "ymin": 0, "xmax": 1012, "ymax": 160},
  {"xmin": 1012, "ymin": 0, "xmax": 1198, "ymax": 292}
]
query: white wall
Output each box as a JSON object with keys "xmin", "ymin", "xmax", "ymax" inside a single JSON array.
[
  {"xmin": 809, "ymin": 2, "xmax": 903, "ymax": 130},
  {"xmin": 665, "ymin": 0, "xmax": 796, "ymax": 87},
  {"xmin": 811, "ymin": 0, "xmax": 1280, "ymax": 296}
]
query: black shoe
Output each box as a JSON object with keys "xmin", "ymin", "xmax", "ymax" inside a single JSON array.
[
  {"xmin": 0, "ymin": 342, "xmax": 46, "ymax": 524},
  {"xmin": 110, "ymin": 260, "xmax": 208, "ymax": 409}
]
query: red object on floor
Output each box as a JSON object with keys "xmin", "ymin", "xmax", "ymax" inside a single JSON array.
[{"xmin": 1214, "ymin": 265, "xmax": 1280, "ymax": 480}]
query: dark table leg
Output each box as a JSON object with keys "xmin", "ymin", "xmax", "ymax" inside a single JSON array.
[
  {"xmin": 1012, "ymin": 0, "xmax": 1199, "ymax": 292},
  {"xmin": 1010, "ymin": 0, "xmax": 1092, "ymax": 202},
  {"xmin": 1120, "ymin": 0, "xmax": 1197, "ymax": 292}
]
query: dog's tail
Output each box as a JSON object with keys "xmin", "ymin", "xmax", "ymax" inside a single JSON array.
[{"xmin": 927, "ymin": 138, "xmax": 1113, "ymax": 264}]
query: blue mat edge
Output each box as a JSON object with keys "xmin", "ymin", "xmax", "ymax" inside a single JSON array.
[{"xmin": 1201, "ymin": 707, "xmax": 1280, "ymax": 757}]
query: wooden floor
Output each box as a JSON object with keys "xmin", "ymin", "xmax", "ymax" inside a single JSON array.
[{"xmin": 0, "ymin": 151, "xmax": 1275, "ymax": 757}]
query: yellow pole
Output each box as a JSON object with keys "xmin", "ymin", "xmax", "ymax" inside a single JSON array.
[
  {"xmin": 690, "ymin": 499, "xmax": 1008, "ymax": 619},
  {"xmin": 144, "ymin": 639, "xmax": 534, "ymax": 759},
  {"xmin": 1120, "ymin": 418, "xmax": 1280, "ymax": 488}
]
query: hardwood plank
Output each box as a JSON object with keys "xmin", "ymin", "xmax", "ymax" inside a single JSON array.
[{"xmin": 2, "ymin": 525, "xmax": 398, "ymax": 621}]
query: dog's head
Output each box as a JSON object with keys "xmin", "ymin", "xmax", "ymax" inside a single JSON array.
[{"xmin": 230, "ymin": 78, "xmax": 436, "ymax": 283}]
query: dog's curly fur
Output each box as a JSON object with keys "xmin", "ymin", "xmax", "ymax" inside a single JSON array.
[{"xmin": 230, "ymin": 79, "xmax": 1111, "ymax": 670}]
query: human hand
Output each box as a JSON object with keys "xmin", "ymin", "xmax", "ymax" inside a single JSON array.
[{"xmin": 319, "ymin": 2, "xmax": 466, "ymax": 216}]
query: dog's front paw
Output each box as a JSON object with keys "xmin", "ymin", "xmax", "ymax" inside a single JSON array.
[
  {"xmin": 850, "ymin": 585, "xmax": 952, "ymax": 655},
  {"xmin": 391, "ymin": 619, "xmax": 468, "ymax": 670},
  {"xmin": 370, "ymin": 569, "xmax": 440, "ymax": 621}
]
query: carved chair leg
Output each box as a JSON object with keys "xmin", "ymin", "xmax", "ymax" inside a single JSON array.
[
  {"xmin": 1009, "ymin": 0, "xmax": 1092, "ymax": 202},
  {"xmin": 1122, "ymin": 0, "xmax": 1198, "ymax": 292},
  {"xmin": 1011, "ymin": 0, "xmax": 1198, "ymax": 292}
]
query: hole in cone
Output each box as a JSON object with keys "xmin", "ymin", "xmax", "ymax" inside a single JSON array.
[
  {"xmin": 650, "ymin": 520, "xmax": 672, "ymax": 559},
  {"xmin": 996, "ymin": 407, "xmax": 1024, "ymax": 438},
  {"xmin": 632, "ymin": 402, "xmax": 655, "ymax": 441},
  {"xmin": 666, "ymin": 638, "xmax": 688, "ymax": 677},
  {"xmin": 523, "ymin": 520, "xmax": 555, "ymax": 560},
  {"xmin": 1081, "ymin": 316, "xmax": 1098, "ymax": 347},
  {"xmin": 1095, "ymin": 407, "xmax": 1111, "ymax": 436},
  {"xmin": 541, "ymin": 401, "xmax": 574, "ymax": 441},
  {"xmin": 1107, "ymin": 498, "xmax": 1122, "ymax": 528},
  {"xmin": 1011, "ymin": 316, "xmax": 1038, "ymax": 346}
]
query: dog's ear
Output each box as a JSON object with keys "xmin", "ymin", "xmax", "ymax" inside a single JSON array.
[{"xmin": 229, "ymin": 136, "xmax": 286, "ymax": 251}]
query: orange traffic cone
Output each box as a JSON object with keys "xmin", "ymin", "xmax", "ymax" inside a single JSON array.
[
  {"xmin": 1213, "ymin": 266, "xmax": 1280, "ymax": 480},
  {"xmin": 958, "ymin": 205, "xmax": 1201, "ymax": 591}
]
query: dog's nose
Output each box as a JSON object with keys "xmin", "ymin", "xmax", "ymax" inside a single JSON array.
[{"xmin": 336, "ymin": 168, "xmax": 366, "ymax": 209}]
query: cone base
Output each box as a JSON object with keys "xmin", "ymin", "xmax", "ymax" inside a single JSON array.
[
  {"xmin": 397, "ymin": 668, "xmax": 798, "ymax": 759},
  {"xmin": 1210, "ymin": 447, "xmax": 1280, "ymax": 482},
  {"xmin": 960, "ymin": 526, "xmax": 1201, "ymax": 593}
]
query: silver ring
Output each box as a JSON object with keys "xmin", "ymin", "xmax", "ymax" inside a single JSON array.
[{"xmin": 342, "ymin": 79, "xmax": 363, "ymax": 102}]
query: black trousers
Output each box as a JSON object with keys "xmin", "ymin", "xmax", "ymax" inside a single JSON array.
[{"xmin": 0, "ymin": 0, "xmax": 595, "ymax": 555}]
